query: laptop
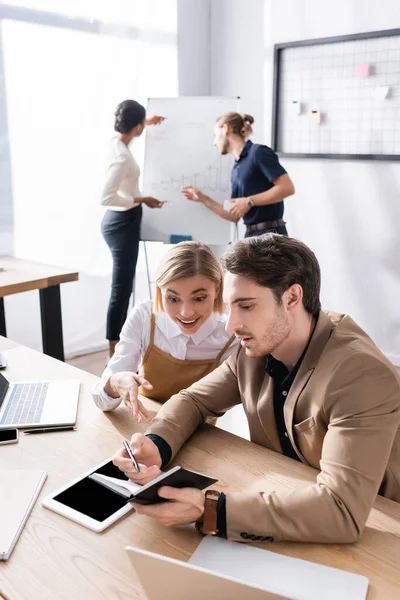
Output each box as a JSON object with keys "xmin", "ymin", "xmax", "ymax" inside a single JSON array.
[
  {"xmin": 0, "ymin": 372, "xmax": 80, "ymax": 429},
  {"xmin": 0, "ymin": 469, "xmax": 47, "ymax": 560},
  {"xmin": 126, "ymin": 546, "xmax": 290, "ymax": 600}
]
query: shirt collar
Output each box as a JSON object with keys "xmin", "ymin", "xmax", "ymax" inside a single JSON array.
[
  {"xmin": 236, "ymin": 139, "xmax": 253, "ymax": 162},
  {"xmin": 158, "ymin": 311, "xmax": 220, "ymax": 343},
  {"xmin": 190, "ymin": 312, "xmax": 220, "ymax": 345},
  {"xmin": 265, "ymin": 353, "xmax": 302, "ymax": 389}
]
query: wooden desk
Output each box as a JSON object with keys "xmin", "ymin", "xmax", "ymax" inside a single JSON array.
[
  {"xmin": 0, "ymin": 257, "xmax": 78, "ymax": 361},
  {"xmin": 1, "ymin": 341, "xmax": 400, "ymax": 600}
]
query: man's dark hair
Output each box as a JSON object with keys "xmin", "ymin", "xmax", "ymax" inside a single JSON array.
[{"xmin": 221, "ymin": 234, "xmax": 321, "ymax": 316}]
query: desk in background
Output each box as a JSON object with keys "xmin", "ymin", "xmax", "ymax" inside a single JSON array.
[
  {"xmin": 0, "ymin": 257, "xmax": 78, "ymax": 361},
  {"xmin": 1, "ymin": 337, "xmax": 400, "ymax": 600}
]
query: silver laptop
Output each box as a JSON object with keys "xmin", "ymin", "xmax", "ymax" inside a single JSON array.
[
  {"xmin": 0, "ymin": 372, "xmax": 80, "ymax": 429},
  {"xmin": 126, "ymin": 546, "xmax": 290, "ymax": 600}
]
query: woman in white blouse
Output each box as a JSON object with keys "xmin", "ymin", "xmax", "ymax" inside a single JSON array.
[
  {"xmin": 92, "ymin": 241, "xmax": 239, "ymax": 421},
  {"xmin": 101, "ymin": 99, "xmax": 165, "ymax": 357}
]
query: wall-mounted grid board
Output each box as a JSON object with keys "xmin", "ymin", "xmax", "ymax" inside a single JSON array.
[{"xmin": 272, "ymin": 29, "xmax": 400, "ymax": 160}]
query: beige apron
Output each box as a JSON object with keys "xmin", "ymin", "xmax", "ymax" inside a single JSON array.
[{"xmin": 139, "ymin": 313, "xmax": 235, "ymax": 404}]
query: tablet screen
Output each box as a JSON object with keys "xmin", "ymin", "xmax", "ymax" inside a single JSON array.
[{"xmin": 53, "ymin": 461, "xmax": 129, "ymax": 522}]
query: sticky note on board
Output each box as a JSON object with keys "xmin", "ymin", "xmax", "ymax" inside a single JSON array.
[
  {"xmin": 356, "ymin": 63, "xmax": 372, "ymax": 77},
  {"xmin": 290, "ymin": 100, "xmax": 302, "ymax": 116},
  {"xmin": 310, "ymin": 110, "xmax": 322, "ymax": 124},
  {"xmin": 374, "ymin": 85, "xmax": 390, "ymax": 100}
]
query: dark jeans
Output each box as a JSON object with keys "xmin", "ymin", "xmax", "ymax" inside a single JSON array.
[
  {"xmin": 101, "ymin": 205, "xmax": 142, "ymax": 340},
  {"xmin": 245, "ymin": 225, "xmax": 288, "ymax": 238}
]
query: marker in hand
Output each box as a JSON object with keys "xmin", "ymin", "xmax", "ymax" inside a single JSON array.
[{"xmin": 123, "ymin": 439, "xmax": 141, "ymax": 473}]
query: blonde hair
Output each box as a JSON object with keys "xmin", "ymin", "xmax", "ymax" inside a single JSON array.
[
  {"xmin": 216, "ymin": 112, "xmax": 254, "ymax": 139},
  {"xmin": 153, "ymin": 241, "xmax": 224, "ymax": 313}
]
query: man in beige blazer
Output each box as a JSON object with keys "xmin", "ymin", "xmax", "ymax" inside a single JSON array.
[{"xmin": 113, "ymin": 234, "xmax": 400, "ymax": 544}]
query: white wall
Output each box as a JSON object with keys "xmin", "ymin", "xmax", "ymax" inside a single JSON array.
[
  {"xmin": 211, "ymin": 0, "xmax": 400, "ymax": 365},
  {"xmin": 0, "ymin": 24, "xmax": 14, "ymax": 256},
  {"xmin": 177, "ymin": 0, "xmax": 210, "ymax": 95},
  {"xmin": 211, "ymin": 0, "xmax": 266, "ymax": 136}
]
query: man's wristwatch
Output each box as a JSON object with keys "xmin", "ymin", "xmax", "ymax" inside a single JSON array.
[
  {"xmin": 247, "ymin": 197, "xmax": 255, "ymax": 208},
  {"xmin": 195, "ymin": 490, "xmax": 220, "ymax": 535}
]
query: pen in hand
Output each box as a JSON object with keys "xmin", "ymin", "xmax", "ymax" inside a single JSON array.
[{"xmin": 123, "ymin": 439, "xmax": 141, "ymax": 473}]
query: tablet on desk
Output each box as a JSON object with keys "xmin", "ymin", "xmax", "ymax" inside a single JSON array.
[
  {"xmin": 42, "ymin": 458, "xmax": 217, "ymax": 532},
  {"xmin": 42, "ymin": 458, "xmax": 134, "ymax": 532}
]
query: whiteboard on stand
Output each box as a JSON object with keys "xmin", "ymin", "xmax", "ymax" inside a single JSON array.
[{"xmin": 141, "ymin": 96, "xmax": 240, "ymax": 245}]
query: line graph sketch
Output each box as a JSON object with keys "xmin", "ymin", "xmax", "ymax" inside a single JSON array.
[{"xmin": 150, "ymin": 154, "xmax": 231, "ymax": 193}]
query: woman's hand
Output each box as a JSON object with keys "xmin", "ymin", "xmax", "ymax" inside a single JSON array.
[
  {"xmin": 145, "ymin": 115, "xmax": 165, "ymax": 126},
  {"xmin": 142, "ymin": 197, "xmax": 164, "ymax": 209},
  {"xmin": 109, "ymin": 372, "xmax": 153, "ymax": 422},
  {"xmin": 113, "ymin": 432, "xmax": 162, "ymax": 483},
  {"xmin": 181, "ymin": 186, "xmax": 205, "ymax": 203}
]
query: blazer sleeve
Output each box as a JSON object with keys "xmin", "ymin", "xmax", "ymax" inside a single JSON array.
[
  {"xmin": 146, "ymin": 347, "xmax": 242, "ymax": 459},
  {"xmin": 225, "ymin": 354, "xmax": 400, "ymax": 543}
]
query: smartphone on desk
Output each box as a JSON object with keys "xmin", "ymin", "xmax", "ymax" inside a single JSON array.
[
  {"xmin": 0, "ymin": 428, "xmax": 18, "ymax": 445},
  {"xmin": 0, "ymin": 352, "xmax": 7, "ymax": 370}
]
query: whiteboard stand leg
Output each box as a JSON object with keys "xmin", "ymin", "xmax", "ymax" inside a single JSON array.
[{"xmin": 143, "ymin": 240, "xmax": 152, "ymax": 299}]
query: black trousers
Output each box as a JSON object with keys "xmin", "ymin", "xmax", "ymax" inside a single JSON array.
[
  {"xmin": 245, "ymin": 224, "xmax": 288, "ymax": 238},
  {"xmin": 101, "ymin": 205, "xmax": 142, "ymax": 340}
]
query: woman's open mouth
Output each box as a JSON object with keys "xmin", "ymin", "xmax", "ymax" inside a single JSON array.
[{"xmin": 176, "ymin": 317, "xmax": 201, "ymax": 329}]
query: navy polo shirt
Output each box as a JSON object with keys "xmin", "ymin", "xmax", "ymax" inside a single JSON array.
[{"xmin": 231, "ymin": 140, "xmax": 287, "ymax": 226}]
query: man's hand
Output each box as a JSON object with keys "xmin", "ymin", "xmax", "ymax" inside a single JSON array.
[
  {"xmin": 142, "ymin": 197, "xmax": 164, "ymax": 209},
  {"xmin": 108, "ymin": 372, "xmax": 152, "ymax": 422},
  {"xmin": 181, "ymin": 186, "xmax": 206, "ymax": 203},
  {"xmin": 113, "ymin": 433, "xmax": 162, "ymax": 484},
  {"xmin": 132, "ymin": 486, "xmax": 205, "ymax": 526},
  {"xmin": 229, "ymin": 197, "xmax": 251, "ymax": 219}
]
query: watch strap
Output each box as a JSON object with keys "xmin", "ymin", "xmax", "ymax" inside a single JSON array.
[{"xmin": 196, "ymin": 490, "xmax": 220, "ymax": 535}]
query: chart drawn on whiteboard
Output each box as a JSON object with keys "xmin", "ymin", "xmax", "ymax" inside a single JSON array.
[
  {"xmin": 150, "ymin": 155, "xmax": 231, "ymax": 194},
  {"xmin": 141, "ymin": 96, "xmax": 240, "ymax": 245}
]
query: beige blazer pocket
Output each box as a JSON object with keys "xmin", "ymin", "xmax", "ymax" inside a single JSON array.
[{"xmin": 294, "ymin": 416, "xmax": 316, "ymax": 433}]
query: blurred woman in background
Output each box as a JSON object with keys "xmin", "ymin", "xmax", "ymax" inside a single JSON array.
[{"xmin": 100, "ymin": 99, "xmax": 165, "ymax": 357}]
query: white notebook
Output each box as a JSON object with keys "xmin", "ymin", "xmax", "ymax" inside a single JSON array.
[
  {"xmin": 189, "ymin": 537, "xmax": 369, "ymax": 600},
  {"xmin": 0, "ymin": 469, "xmax": 47, "ymax": 560}
]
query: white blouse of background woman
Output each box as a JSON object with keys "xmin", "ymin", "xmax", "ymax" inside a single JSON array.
[{"xmin": 100, "ymin": 137, "xmax": 141, "ymax": 211}]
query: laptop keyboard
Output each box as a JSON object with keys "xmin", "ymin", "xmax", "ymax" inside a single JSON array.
[{"xmin": 0, "ymin": 382, "xmax": 49, "ymax": 425}]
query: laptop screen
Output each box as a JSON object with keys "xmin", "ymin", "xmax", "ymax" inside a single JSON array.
[{"xmin": 0, "ymin": 373, "xmax": 9, "ymax": 409}]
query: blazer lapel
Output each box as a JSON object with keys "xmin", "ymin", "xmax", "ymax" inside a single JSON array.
[
  {"xmin": 284, "ymin": 312, "xmax": 334, "ymax": 462},
  {"xmin": 256, "ymin": 374, "xmax": 282, "ymax": 452}
]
